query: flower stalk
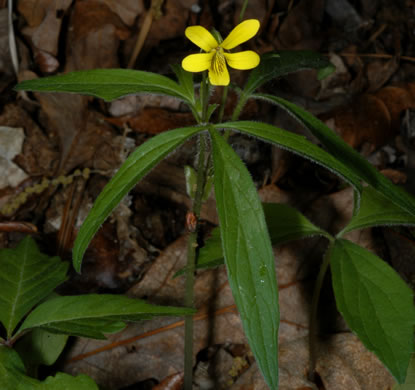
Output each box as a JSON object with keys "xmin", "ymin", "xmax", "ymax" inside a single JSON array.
[
  {"xmin": 181, "ymin": 18, "xmax": 262, "ymax": 388},
  {"xmin": 183, "ymin": 72, "xmax": 210, "ymax": 389}
]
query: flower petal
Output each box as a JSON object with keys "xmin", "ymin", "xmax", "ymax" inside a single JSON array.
[
  {"xmin": 208, "ymin": 65, "xmax": 230, "ymax": 86},
  {"xmin": 221, "ymin": 19, "xmax": 260, "ymax": 50},
  {"xmin": 224, "ymin": 51, "xmax": 260, "ymax": 70},
  {"xmin": 185, "ymin": 26, "xmax": 218, "ymax": 52},
  {"xmin": 182, "ymin": 52, "xmax": 214, "ymax": 72}
]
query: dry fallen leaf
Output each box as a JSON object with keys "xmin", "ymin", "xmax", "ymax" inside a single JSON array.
[
  {"xmin": 19, "ymin": 0, "xmax": 72, "ymax": 72},
  {"xmin": 105, "ymin": 107, "xmax": 195, "ymax": 135},
  {"xmin": 0, "ymin": 103, "xmax": 58, "ymax": 176},
  {"xmin": 0, "ymin": 126, "xmax": 28, "ymax": 189},
  {"xmin": 279, "ymin": 334, "xmax": 395, "ymax": 390},
  {"xmin": 321, "ymin": 83, "xmax": 415, "ymax": 149},
  {"xmin": 98, "ymin": 0, "xmax": 144, "ymax": 26},
  {"xmin": 34, "ymin": 92, "xmax": 87, "ymax": 172},
  {"xmin": 65, "ymin": 0, "xmax": 129, "ymax": 71}
]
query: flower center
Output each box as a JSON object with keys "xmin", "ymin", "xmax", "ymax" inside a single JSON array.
[{"xmin": 211, "ymin": 47, "xmax": 226, "ymax": 74}]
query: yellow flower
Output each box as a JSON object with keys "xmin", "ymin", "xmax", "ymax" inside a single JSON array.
[{"xmin": 182, "ymin": 19, "xmax": 260, "ymax": 86}]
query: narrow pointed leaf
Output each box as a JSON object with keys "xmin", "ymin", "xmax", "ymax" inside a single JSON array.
[
  {"xmin": 30, "ymin": 319, "xmax": 126, "ymax": 340},
  {"xmin": 15, "ymin": 69, "xmax": 191, "ymax": 103},
  {"xmin": 340, "ymin": 186, "xmax": 415, "ymax": 235},
  {"xmin": 209, "ymin": 128, "xmax": 279, "ymax": 389},
  {"xmin": 0, "ymin": 237, "xmax": 68, "ymax": 337},
  {"xmin": 216, "ymin": 121, "xmax": 363, "ymax": 200},
  {"xmin": 263, "ymin": 202, "xmax": 331, "ymax": 243},
  {"xmin": 330, "ymin": 239, "xmax": 415, "ymax": 383},
  {"xmin": 194, "ymin": 227, "xmax": 224, "ymax": 270},
  {"xmin": 17, "ymin": 294, "xmax": 195, "ymax": 339},
  {"xmin": 255, "ymin": 93, "xmax": 415, "ymax": 216},
  {"xmin": 73, "ymin": 126, "xmax": 203, "ymax": 272},
  {"xmin": 244, "ymin": 51, "xmax": 333, "ymax": 96}
]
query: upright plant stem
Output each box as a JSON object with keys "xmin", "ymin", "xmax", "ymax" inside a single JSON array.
[
  {"xmin": 308, "ymin": 243, "xmax": 333, "ymax": 381},
  {"xmin": 183, "ymin": 73, "xmax": 209, "ymax": 390}
]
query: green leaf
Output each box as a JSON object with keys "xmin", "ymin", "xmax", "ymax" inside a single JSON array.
[
  {"xmin": 15, "ymin": 69, "xmax": 191, "ymax": 103},
  {"xmin": 340, "ymin": 186, "xmax": 415, "ymax": 235},
  {"xmin": 0, "ymin": 345, "xmax": 33, "ymax": 389},
  {"xmin": 171, "ymin": 64, "xmax": 195, "ymax": 105},
  {"xmin": 36, "ymin": 373, "xmax": 99, "ymax": 389},
  {"xmin": 263, "ymin": 202, "xmax": 332, "ymax": 243},
  {"xmin": 0, "ymin": 237, "xmax": 68, "ymax": 337},
  {"xmin": 17, "ymin": 294, "xmax": 195, "ymax": 339},
  {"xmin": 196, "ymin": 227, "xmax": 223, "ymax": 269},
  {"xmin": 394, "ymin": 353, "xmax": 415, "ymax": 388},
  {"xmin": 15, "ymin": 328, "xmax": 68, "ymax": 370},
  {"xmin": 216, "ymin": 121, "xmax": 363, "ymax": 198},
  {"xmin": 330, "ymin": 239, "xmax": 415, "ymax": 383},
  {"xmin": 30, "ymin": 319, "xmax": 126, "ymax": 340},
  {"xmin": 406, "ymin": 354, "xmax": 415, "ymax": 384},
  {"xmin": 0, "ymin": 346, "xmax": 99, "ymax": 390},
  {"xmin": 399, "ymin": 353, "xmax": 415, "ymax": 388},
  {"xmin": 244, "ymin": 51, "xmax": 332, "ymax": 96},
  {"xmin": 73, "ymin": 126, "xmax": 203, "ymax": 272},
  {"xmin": 206, "ymin": 103, "xmax": 219, "ymax": 122},
  {"xmin": 256, "ymin": 93, "xmax": 415, "ymax": 216},
  {"xmin": 179, "ymin": 202, "xmax": 332, "ymax": 274},
  {"xmin": 209, "ymin": 128, "xmax": 279, "ymax": 389}
]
